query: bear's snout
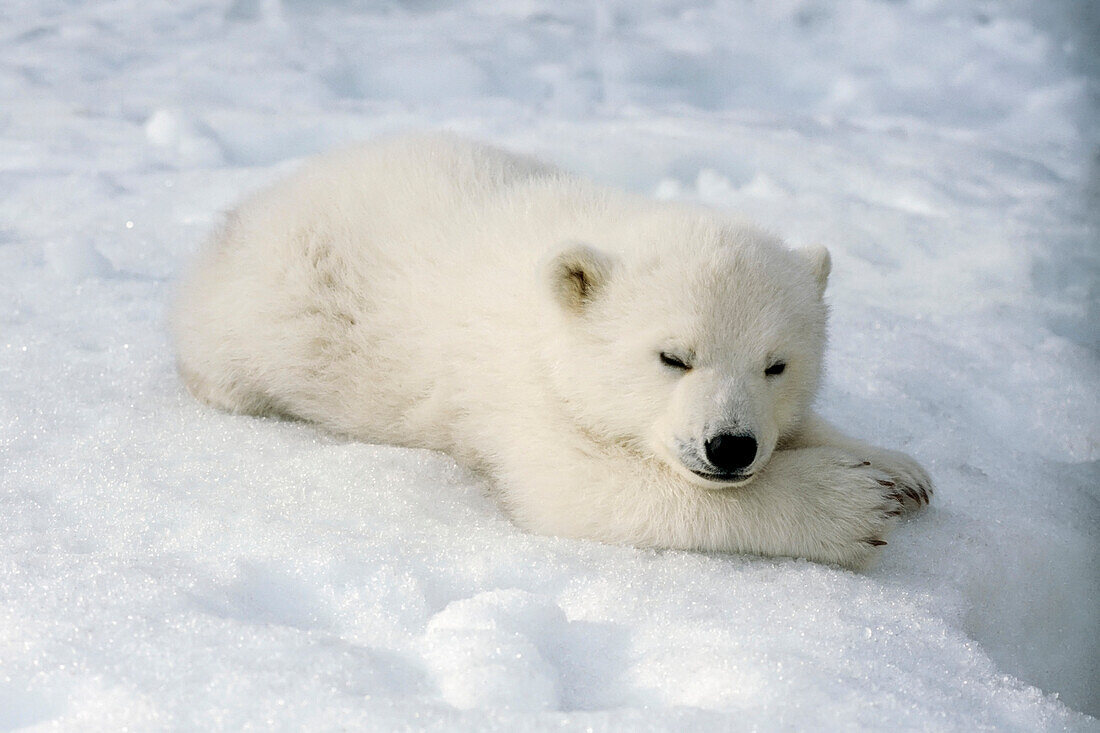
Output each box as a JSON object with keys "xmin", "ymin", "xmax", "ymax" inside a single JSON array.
[{"xmin": 704, "ymin": 432, "xmax": 758, "ymax": 475}]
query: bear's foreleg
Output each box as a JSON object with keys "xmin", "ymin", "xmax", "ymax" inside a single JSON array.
[
  {"xmin": 690, "ymin": 446, "xmax": 908, "ymax": 569},
  {"xmin": 500, "ymin": 441, "xmax": 906, "ymax": 570}
]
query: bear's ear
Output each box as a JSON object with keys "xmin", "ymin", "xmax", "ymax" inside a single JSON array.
[
  {"xmin": 547, "ymin": 242, "xmax": 617, "ymax": 315},
  {"xmin": 800, "ymin": 245, "xmax": 831, "ymax": 297}
]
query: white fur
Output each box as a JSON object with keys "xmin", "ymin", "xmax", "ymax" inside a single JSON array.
[{"xmin": 173, "ymin": 134, "xmax": 932, "ymax": 570}]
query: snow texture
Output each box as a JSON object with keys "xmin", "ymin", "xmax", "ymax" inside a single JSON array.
[{"xmin": 1, "ymin": 0, "xmax": 1098, "ymax": 730}]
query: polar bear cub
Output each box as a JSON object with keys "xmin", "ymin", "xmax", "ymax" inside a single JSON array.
[{"xmin": 173, "ymin": 134, "xmax": 932, "ymax": 569}]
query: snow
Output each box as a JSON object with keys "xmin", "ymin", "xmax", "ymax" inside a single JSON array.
[{"xmin": 1, "ymin": 0, "xmax": 1097, "ymax": 729}]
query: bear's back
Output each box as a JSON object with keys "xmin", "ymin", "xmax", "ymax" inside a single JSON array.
[{"xmin": 172, "ymin": 135, "xmax": 576, "ymax": 443}]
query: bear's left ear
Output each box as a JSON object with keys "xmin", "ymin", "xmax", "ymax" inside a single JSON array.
[
  {"xmin": 546, "ymin": 242, "xmax": 617, "ymax": 315},
  {"xmin": 799, "ymin": 245, "xmax": 831, "ymax": 297}
]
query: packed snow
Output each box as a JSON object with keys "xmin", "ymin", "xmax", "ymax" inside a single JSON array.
[{"xmin": 1, "ymin": 0, "xmax": 1098, "ymax": 729}]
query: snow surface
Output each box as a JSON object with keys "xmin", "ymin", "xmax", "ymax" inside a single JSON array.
[{"xmin": 2, "ymin": 0, "xmax": 1098, "ymax": 729}]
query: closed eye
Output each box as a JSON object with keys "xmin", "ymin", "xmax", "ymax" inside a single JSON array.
[
  {"xmin": 659, "ymin": 352, "xmax": 691, "ymax": 370},
  {"xmin": 765, "ymin": 361, "xmax": 786, "ymax": 376}
]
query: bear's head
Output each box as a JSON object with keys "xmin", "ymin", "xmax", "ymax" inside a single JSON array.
[{"xmin": 542, "ymin": 214, "xmax": 830, "ymax": 489}]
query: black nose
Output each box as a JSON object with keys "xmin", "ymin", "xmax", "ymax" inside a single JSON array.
[{"xmin": 704, "ymin": 433, "xmax": 757, "ymax": 473}]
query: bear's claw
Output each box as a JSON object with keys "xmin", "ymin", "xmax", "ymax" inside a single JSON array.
[{"xmin": 859, "ymin": 448, "xmax": 934, "ymax": 515}]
